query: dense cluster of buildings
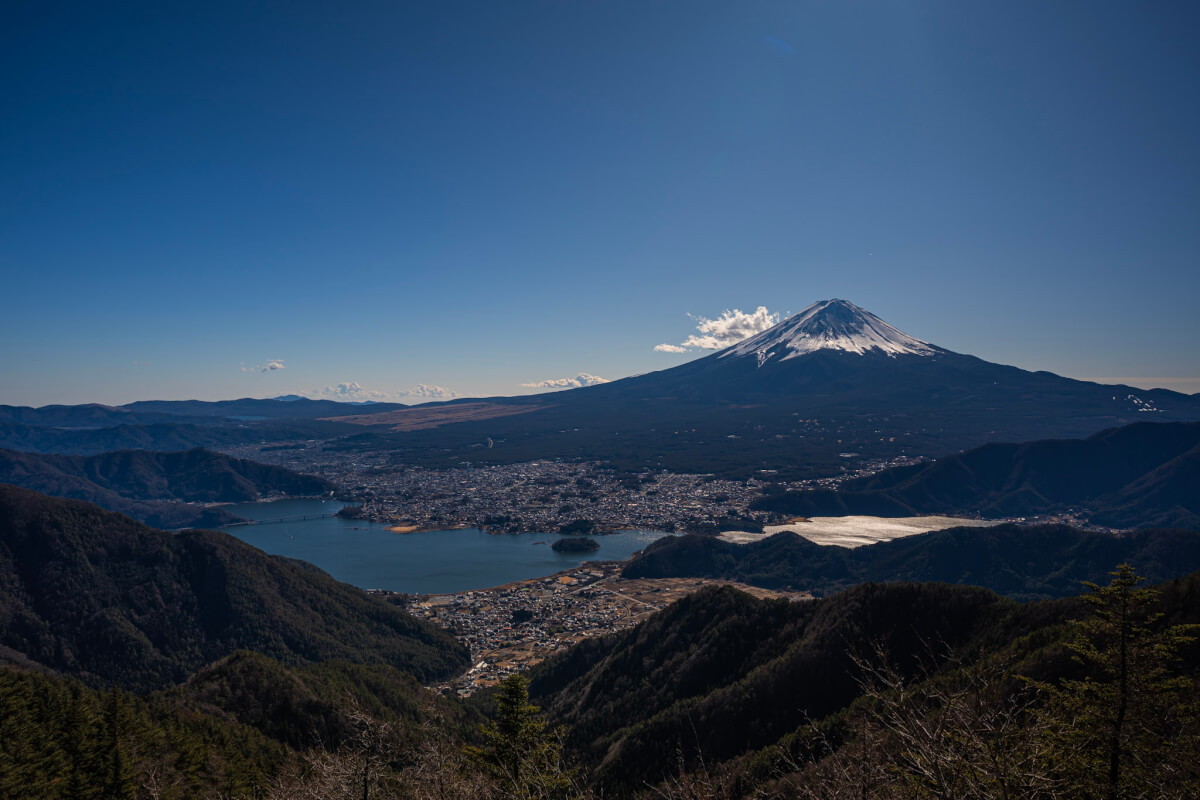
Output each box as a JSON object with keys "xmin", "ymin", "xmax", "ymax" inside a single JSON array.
[
  {"xmin": 404, "ymin": 563, "xmax": 636, "ymax": 694},
  {"xmin": 397, "ymin": 562, "xmax": 794, "ymax": 696},
  {"xmin": 224, "ymin": 442, "xmax": 922, "ymax": 533}
]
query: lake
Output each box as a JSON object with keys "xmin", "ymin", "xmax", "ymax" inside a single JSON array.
[{"xmin": 220, "ymin": 498, "xmax": 668, "ymax": 594}]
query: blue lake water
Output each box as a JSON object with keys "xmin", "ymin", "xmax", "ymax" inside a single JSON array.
[{"xmin": 219, "ymin": 498, "xmax": 669, "ymax": 595}]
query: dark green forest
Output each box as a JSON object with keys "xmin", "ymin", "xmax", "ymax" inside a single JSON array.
[{"xmin": 0, "ymin": 485, "xmax": 468, "ymax": 692}]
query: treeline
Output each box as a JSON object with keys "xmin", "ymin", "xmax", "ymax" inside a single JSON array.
[{"xmin": 0, "ymin": 666, "xmax": 286, "ymax": 800}]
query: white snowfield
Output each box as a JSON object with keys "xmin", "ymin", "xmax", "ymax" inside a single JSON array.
[
  {"xmin": 719, "ymin": 515, "xmax": 1005, "ymax": 548},
  {"xmin": 721, "ymin": 298, "xmax": 939, "ymax": 362}
]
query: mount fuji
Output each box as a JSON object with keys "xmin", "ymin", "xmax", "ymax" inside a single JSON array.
[
  {"xmin": 341, "ymin": 298, "xmax": 1200, "ymax": 478},
  {"xmin": 722, "ymin": 299, "xmax": 940, "ymax": 361}
]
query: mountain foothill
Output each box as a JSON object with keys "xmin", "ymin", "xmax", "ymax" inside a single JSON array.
[
  {"xmin": 753, "ymin": 419, "xmax": 1200, "ymax": 530},
  {"xmin": 0, "ymin": 447, "xmax": 336, "ymax": 528}
]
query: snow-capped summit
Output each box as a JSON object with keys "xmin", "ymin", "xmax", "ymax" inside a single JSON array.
[{"xmin": 721, "ymin": 299, "xmax": 939, "ymax": 363}]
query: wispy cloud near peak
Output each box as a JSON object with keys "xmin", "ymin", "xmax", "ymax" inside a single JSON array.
[
  {"xmin": 397, "ymin": 384, "xmax": 459, "ymax": 401},
  {"xmin": 655, "ymin": 306, "xmax": 780, "ymax": 353},
  {"xmin": 522, "ymin": 373, "xmax": 609, "ymax": 390}
]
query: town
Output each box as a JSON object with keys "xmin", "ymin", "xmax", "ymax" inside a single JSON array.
[
  {"xmin": 221, "ymin": 441, "xmax": 923, "ymax": 533},
  {"xmin": 388, "ymin": 562, "xmax": 804, "ymax": 696}
]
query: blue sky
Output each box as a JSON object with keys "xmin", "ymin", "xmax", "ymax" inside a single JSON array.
[{"xmin": 3, "ymin": 1, "xmax": 1198, "ymax": 405}]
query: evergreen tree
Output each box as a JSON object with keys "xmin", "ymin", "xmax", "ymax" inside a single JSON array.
[
  {"xmin": 102, "ymin": 690, "xmax": 135, "ymax": 800},
  {"xmin": 1042, "ymin": 564, "xmax": 1200, "ymax": 799},
  {"xmin": 468, "ymin": 674, "xmax": 579, "ymax": 799}
]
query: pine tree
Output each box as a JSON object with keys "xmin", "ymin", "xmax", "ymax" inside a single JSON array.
[
  {"xmin": 101, "ymin": 690, "xmax": 135, "ymax": 800},
  {"xmin": 1042, "ymin": 564, "xmax": 1200, "ymax": 799},
  {"xmin": 467, "ymin": 674, "xmax": 580, "ymax": 799}
]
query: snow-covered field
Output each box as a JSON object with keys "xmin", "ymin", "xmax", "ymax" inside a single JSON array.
[{"xmin": 720, "ymin": 515, "xmax": 1005, "ymax": 548}]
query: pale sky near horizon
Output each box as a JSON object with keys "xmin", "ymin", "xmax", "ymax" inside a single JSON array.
[{"xmin": 3, "ymin": 1, "xmax": 1198, "ymax": 406}]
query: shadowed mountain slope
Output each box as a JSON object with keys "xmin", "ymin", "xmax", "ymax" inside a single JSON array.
[
  {"xmin": 0, "ymin": 447, "xmax": 335, "ymax": 528},
  {"xmin": 529, "ymin": 569, "xmax": 1200, "ymax": 795},
  {"xmin": 0, "ymin": 486, "xmax": 469, "ymax": 692},
  {"xmin": 527, "ymin": 581, "xmax": 1056, "ymax": 792},
  {"xmin": 753, "ymin": 421, "xmax": 1200, "ymax": 529},
  {"xmin": 622, "ymin": 524, "xmax": 1200, "ymax": 600}
]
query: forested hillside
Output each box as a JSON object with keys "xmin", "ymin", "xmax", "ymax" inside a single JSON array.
[
  {"xmin": 526, "ymin": 581, "xmax": 1061, "ymax": 792},
  {"xmin": 0, "ymin": 486, "xmax": 468, "ymax": 692},
  {"xmin": 753, "ymin": 421, "xmax": 1200, "ymax": 529},
  {"xmin": 0, "ymin": 447, "xmax": 334, "ymax": 527},
  {"xmin": 624, "ymin": 523, "xmax": 1200, "ymax": 599},
  {"xmin": 525, "ymin": 570, "xmax": 1200, "ymax": 797}
]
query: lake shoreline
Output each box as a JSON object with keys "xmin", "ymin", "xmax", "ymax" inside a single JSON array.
[{"xmin": 218, "ymin": 497, "xmax": 669, "ymax": 594}]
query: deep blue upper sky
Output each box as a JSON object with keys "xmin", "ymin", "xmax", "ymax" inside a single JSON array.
[{"xmin": 3, "ymin": 1, "xmax": 1198, "ymax": 405}]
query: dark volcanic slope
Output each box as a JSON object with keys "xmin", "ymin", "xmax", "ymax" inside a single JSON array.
[
  {"xmin": 0, "ymin": 486, "xmax": 469, "ymax": 692},
  {"xmin": 753, "ymin": 421, "xmax": 1200, "ymax": 529},
  {"xmin": 623, "ymin": 524, "xmax": 1200, "ymax": 600},
  {"xmin": 0, "ymin": 447, "xmax": 335, "ymax": 528}
]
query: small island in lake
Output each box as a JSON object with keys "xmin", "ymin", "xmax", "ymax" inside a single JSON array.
[{"xmin": 551, "ymin": 536, "xmax": 600, "ymax": 553}]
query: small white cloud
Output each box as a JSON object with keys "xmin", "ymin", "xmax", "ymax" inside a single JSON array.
[
  {"xmin": 397, "ymin": 384, "xmax": 459, "ymax": 401},
  {"xmin": 656, "ymin": 306, "xmax": 780, "ymax": 353},
  {"xmin": 309, "ymin": 382, "xmax": 388, "ymax": 401},
  {"xmin": 243, "ymin": 359, "xmax": 286, "ymax": 373},
  {"xmin": 522, "ymin": 373, "xmax": 610, "ymax": 389}
]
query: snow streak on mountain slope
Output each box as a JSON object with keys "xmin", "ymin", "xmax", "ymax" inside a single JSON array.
[{"xmin": 721, "ymin": 299, "xmax": 939, "ymax": 363}]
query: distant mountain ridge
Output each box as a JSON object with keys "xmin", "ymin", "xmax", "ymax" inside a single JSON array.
[
  {"xmin": 753, "ymin": 420, "xmax": 1200, "ymax": 529},
  {"xmin": 0, "ymin": 418, "xmax": 361, "ymax": 456},
  {"xmin": 0, "ymin": 447, "xmax": 335, "ymax": 528},
  {"xmin": 0, "ymin": 396, "xmax": 409, "ymax": 428},
  {"xmin": 0, "ymin": 486, "xmax": 469, "ymax": 692},
  {"xmin": 122, "ymin": 396, "xmax": 409, "ymax": 419},
  {"xmin": 8, "ymin": 301, "xmax": 1200, "ymax": 478}
]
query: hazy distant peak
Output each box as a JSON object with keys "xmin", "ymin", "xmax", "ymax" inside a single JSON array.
[{"xmin": 721, "ymin": 299, "xmax": 938, "ymax": 362}]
